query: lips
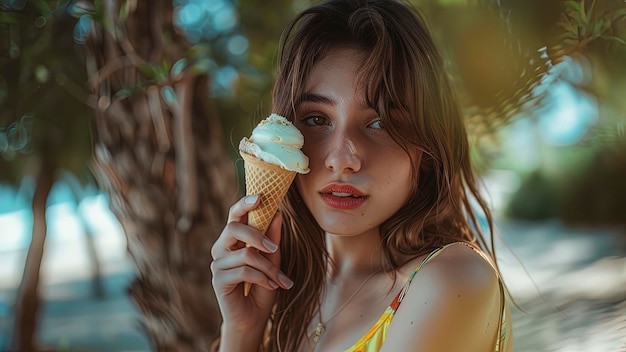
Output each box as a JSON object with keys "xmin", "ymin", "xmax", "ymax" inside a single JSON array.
[{"xmin": 319, "ymin": 183, "xmax": 368, "ymax": 210}]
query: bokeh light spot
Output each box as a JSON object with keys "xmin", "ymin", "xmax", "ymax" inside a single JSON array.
[
  {"xmin": 213, "ymin": 6, "xmax": 238, "ymax": 32},
  {"xmin": 227, "ymin": 35, "xmax": 248, "ymax": 56},
  {"xmin": 176, "ymin": 3, "xmax": 203, "ymax": 27}
]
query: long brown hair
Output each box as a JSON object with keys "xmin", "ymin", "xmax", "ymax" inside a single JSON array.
[{"xmin": 268, "ymin": 0, "xmax": 496, "ymax": 350}]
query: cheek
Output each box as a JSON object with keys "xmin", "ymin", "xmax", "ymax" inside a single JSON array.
[
  {"xmin": 301, "ymin": 139, "xmax": 325, "ymax": 166},
  {"xmin": 380, "ymin": 153, "xmax": 413, "ymax": 197}
]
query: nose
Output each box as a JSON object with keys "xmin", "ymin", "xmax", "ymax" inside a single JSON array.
[{"xmin": 324, "ymin": 133, "xmax": 361, "ymax": 173}]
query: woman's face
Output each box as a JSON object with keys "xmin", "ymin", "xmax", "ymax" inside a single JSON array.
[{"xmin": 294, "ymin": 48, "xmax": 419, "ymax": 237}]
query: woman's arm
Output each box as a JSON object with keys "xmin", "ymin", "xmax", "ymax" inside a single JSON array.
[
  {"xmin": 216, "ymin": 323, "xmax": 265, "ymax": 352},
  {"xmin": 381, "ymin": 243, "xmax": 505, "ymax": 352},
  {"xmin": 210, "ymin": 196, "xmax": 291, "ymax": 351}
]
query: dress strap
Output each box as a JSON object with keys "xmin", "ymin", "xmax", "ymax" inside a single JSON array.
[{"xmin": 397, "ymin": 242, "xmax": 462, "ymax": 304}]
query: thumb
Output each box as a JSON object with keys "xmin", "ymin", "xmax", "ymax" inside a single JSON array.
[{"xmin": 265, "ymin": 211, "xmax": 282, "ymax": 268}]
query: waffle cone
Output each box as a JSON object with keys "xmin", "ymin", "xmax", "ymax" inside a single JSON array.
[{"xmin": 241, "ymin": 151, "xmax": 296, "ymax": 234}]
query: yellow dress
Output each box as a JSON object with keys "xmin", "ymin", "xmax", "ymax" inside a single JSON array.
[{"xmin": 344, "ymin": 242, "xmax": 509, "ymax": 352}]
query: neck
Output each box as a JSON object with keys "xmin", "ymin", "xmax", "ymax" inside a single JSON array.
[{"xmin": 324, "ymin": 227, "xmax": 386, "ymax": 279}]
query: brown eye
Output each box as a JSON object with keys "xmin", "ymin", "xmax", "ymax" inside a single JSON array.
[{"xmin": 304, "ymin": 115, "xmax": 329, "ymax": 126}]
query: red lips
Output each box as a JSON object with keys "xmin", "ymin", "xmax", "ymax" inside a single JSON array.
[{"xmin": 319, "ymin": 183, "xmax": 368, "ymax": 209}]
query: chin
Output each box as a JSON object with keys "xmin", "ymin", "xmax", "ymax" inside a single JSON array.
[{"xmin": 315, "ymin": 214, "xmax": 377, "ymax": 237}]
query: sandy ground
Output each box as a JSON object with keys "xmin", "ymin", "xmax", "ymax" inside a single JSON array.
[{"xmin": 0, "ymin": 217, "xmax": 625, "ymax": 352}]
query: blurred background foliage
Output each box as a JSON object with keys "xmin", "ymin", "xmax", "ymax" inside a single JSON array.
[{"xmin": 0, "ymin": 0, "xmax": 93, "ymax": 184}]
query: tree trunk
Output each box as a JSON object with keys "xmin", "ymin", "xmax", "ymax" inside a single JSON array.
[
  {"xmin": 11, "ymin": 158, "xmax": 54, "ymax": 352},
  {"xmin": 85, "ymin": 1, "xmax": 236, "ymax": 350}
]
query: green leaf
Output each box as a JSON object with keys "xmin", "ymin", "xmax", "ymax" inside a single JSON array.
[
  {"xmin": 564, "ymin": 2, "xmax": 584, "ymax": 27},
  {"xmin": 140, "ymin": 63, "xmax": 156, "ymax": 76},
  {"xmin": 119, "ymin": 0, "xmax": 129, "ymax": 23},
  {"xmin": 588, "ymin": 0, "xmax": 597, "ymax": 21},
  {"xmin": 565, "ymin": 1, "xmax": 582, "ymax": 13},
  {"xmin": 90, "ymin": 0, "xmax": 106, "ymax": 23},
  {"xmin": 140, "ymin": 64, "xmax": 167, "ymax": 82},
  {"xmin": 579, "ymin": 0, "xmax": 588, "ymax": 24},
  {"xmin": 557, "ymin": 17, "xmax": 577, "ymax": 34},
  {"xmin": 600, "ymin": 35, "xmax": 626, "ymax": 45},
  {"xmin": 160, "ymin": 59, "xmax": 171, "ymax": 74},
  {"xmin": 592, "ymin": 19, "xmax": 604, "ymax": 36},
  {"xmin": 558, "ymin": 31, "xmax": 579, "ymax": 41}
]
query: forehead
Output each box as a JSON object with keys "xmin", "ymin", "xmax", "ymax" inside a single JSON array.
[{"xmin": 303, "ymin": 48, "xmax": 365, "ymax": 97}]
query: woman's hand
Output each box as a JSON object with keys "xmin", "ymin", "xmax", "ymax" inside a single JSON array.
[{"xmin": 210, "ymin": 195, "xmax": 293, "ymax": 347}]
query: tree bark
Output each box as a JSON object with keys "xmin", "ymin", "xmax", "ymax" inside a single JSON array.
[
  {"xmin": 11, "ymin": 158, "xmax": 54, "ymax": 352},
  {"xmin": 85, "ymin": 1, "xmax": 236, "ymax": 350}
]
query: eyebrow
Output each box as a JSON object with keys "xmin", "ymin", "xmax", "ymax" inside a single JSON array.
[
  {"xmin": 294, "ymin": 92, "xmax": 335, "ymax": 107},
  {"xmin": 295, "ymin": 92, "xmax": 372, "ymax": 111}
]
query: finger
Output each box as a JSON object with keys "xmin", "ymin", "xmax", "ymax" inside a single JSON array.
[
  {"xmin": 211, "ymin": 221, "xmax": 278, "ymax": 260},
  {"xmin": 227, "ymin": 195, "xmax": 260, "ymax": 224},
  {"xmin": 212, "ymin": 246, "xmax": 292, "ymax": 290},
  {"xmin": 212, "ymin": 266, "xmax": 280, "ymax": 293}
]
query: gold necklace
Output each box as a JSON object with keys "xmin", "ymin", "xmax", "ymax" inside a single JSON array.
[{"xmin": 310, "ymin": 269, "xmax": 382, "ymax": 343}]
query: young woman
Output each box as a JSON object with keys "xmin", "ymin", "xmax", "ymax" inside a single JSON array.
[{"xmin": 210, "ymin": 0, "xmax": 513, "ymax": 351}]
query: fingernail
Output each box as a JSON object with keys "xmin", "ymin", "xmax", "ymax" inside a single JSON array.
[
  {"xmin": 277, "ymin": 272, "xmax": 294, "ymax": 289},
  {"xmin": 262, "ymin": 237, "xmax": 278, "ymax": 252},
  {"xmin": 244, "ymin": 195, "xmax": 258, "ymax": 205},
  {"xmin": 268, "ymin": 280, "xmax": 279, "ymax": 289}
]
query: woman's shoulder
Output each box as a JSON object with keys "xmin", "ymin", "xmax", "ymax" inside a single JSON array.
[
  {"xmin": 415, "ymin": 242, "xmax": 499, "ymax": 294},
  {"xmin": 381, "ymin": 243, "xmax": 503, "ymax": 351},
  {"xmin": 399, "ymin": 242, "xmax": 499, "ymax": 288}
]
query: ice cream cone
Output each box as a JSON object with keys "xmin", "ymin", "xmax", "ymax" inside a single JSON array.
[
  {"xmin": 241, "ymin": 151, "xmax": 296, "ymax": 234},
  {"xmin": 238, "ymin": 113, "xmax": 308, "ymax": 296},
  {"xmin": 241, "ymin": 151, "xmax": 296, "ymax": 296}
]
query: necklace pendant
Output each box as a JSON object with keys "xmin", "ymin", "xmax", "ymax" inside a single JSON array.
[{"xmin": 313, "ymin": 323, "xmax": 324, "ymax": 342}]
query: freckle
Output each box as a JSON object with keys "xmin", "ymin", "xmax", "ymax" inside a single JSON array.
[
  {"xmin": 410, "ymin": 321, "xmax": 414, "ymax": 325},
  {"xmin": 361, "ymin": 213, "xmax": 365, "ymax": 216},
  {"xmin": 457, "ymin": 294, "xmax": 461, "ymax": 298}
]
